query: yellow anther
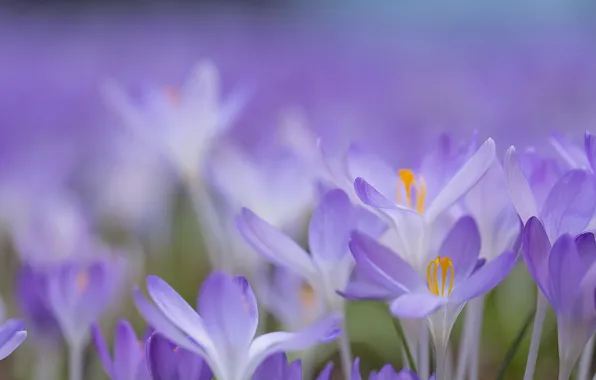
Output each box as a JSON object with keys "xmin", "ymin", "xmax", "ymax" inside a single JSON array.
[
  {"xmin": 426, "ymin": 256, "xmax": 454, "ymax": 297},
  {"xmin": 76, "ymin": 271, "xmax": 89, "ymax": 293},
  {"xmin": 396, "ymin": 169, "xmax": 427, "ymax": 214},
  {"xmin": 300, "ymin": 283, "xmax": 316, "ymax": 309},
  {"xmin": 173, "ymin": 346, "xmax": 179, "ymax": 353}
]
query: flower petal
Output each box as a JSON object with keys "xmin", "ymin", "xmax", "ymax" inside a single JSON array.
[
  {"xmin": 236, "ymin": 208, "xmax": 316, "ymax": 281},
  {"xmin": 0, "ymin": 319, "xmax": 26, "ymax": 360},
  {"xmin": 354, "ymin": 177, "xmax": 398, "ymax": 210},
  {"xmin": 522, "ymin": 217, "xmax": 552, "ymax": 300},
  {"xmin": 504, "ymin": 146, "xmax": 539, "ymax": 223},
  {"xmin": 540, "ymin": 169, "xmax": 596, "ymax": 240},
  {"xmin": 390, "ymin": 293, "xmax": 446, "ymax": 319},
  {"xmin": 549, "ymin": 234, "xmax": 584, "ymax": 313},
  {"xmin": 309, "ymin": 189, "xmax": 354, "ymax": 262},
  {"xmin": 347, "ymin": 144, "xmax": 397, "ymax": 200},
  {"xmin": 351, "ymin": 358, "xmax": 363, "ymax": 380},
  {"xmin": 246, "ymin": 314, "xmax": 342, "ymax": 376},
  {"xmin": 438, "ymin": 216, "xmax": 481, "ymax": 283},
  {"xmin": 113, "ymin": 320, "xmax": 143, "ymax": 380},
  {"xmin": 349, "ymin": 231, "xmax": 425, "ymax": 295},
  {"xmin": 425, "ymin": 138, "xmax": 496, "ymax": 223},
  {"xmin": 315, "ymin": 362, "xmax": 334, "ymax": 380},
  {"xmin": 91, "ymin": 323, "xmax": 113, "ymax": 377},
  {"xmin": 449, "ymin": 251, "xmax": 517, "ymax": 304},
  {"xmin": 146, "ymin": 334, "xmax": 178, "ymax": 380},
  {"xmin": 354, "ymin": 206, "xmax": 388, "ymax": 239},
  {"xmin": 197, "ymin": 273, "xmax": 258, "ymax": 358},
  {"xmin": 586, "ymin": 132, "xmax": 596, "ymax": 172}
]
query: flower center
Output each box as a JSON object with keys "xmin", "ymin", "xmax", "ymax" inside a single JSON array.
[
  {"xmin": 165, "ymin": 87, "xmax": 181, "ymax": 105},
  {"xmin": 300, "ymin": 283, "xmax": 316, "ymax": 309},
  {"xmin": 76, "ymin": 271, "xmax": 89, "ymax": 293},
  {"xmin": 396, "ymin": 169, "xmax": 426, "ymax": 214},
  {"xmin": 427, "ymin": 256, "xmax": 454, "ymax": 297}
]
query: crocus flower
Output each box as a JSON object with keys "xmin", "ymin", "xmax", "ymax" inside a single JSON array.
[
  {"xmin": 92, "ymin": 320, "xmax": 150, "ymax": 380},
  {"xmin": 145, "ymin": 333, "xmax": 212, "ymax": 380},
  {"xmin": 237, "ymin": 189, "xmax": 375, "ymax": 317},
  {"xmin": 133, "ymin": 271, "xmax": 341, "ymax": 380},
  {"xmin": 251, "ymin": 352, "xmax": 334, "ymax": 380},
  {"xmin": 504, "ymin": 148, "xmax": 596, "ymax": 239},
  {"xmin": 0, "ymin": 297, "xmax": 27, "ymax": 360},
  {"xmin": 523, "ymin": 217, "xmax": 596, "ymax": 379},
  {"xmin": 102, "ymin": 60, "xmax": 249, "ymax": 183},
  {"xmin": 353, "ymin": 138, "xmax": 495, "ymax": 273},
  {"xmin": 550, "ymin": 131, "xmax": 591, "ymax": 170},
  {"xmin": 351, "ymin": 357, "xmax": 430, "ymax": 380},
  {"xmin": 347, "ymin": 216, "xmax": 516, "ymax": 343}
]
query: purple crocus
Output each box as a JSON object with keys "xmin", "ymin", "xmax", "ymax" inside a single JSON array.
[
  {"xmin": 133, "ymin": 271, "xmax": 341, "ymax": 380},
  {"xmin": 252, "ymin": 352, "xmax": 334, "ymax": 380},
  {"xmin": 504, "ymin": 148, "xmax": 596, "ymax": 239},
  {"xmin": 145, "ymin": 333, "xmax": 212, "ymax": 380},
  {"xmin": 351, "ymin": 358, "xmax": 429, "ymax": 380},
  {"xmin": 92, "ymin": 320, "xmax": 150, "ymax": 380},
  {"xmin": 346, "ymin": 216, "xmax": 516, "ymax": 380},
  {"xmin": 352, "ymin": 138, "xmax": 495, "ymax": 273},
  {"xmin": 0, "ymin": 298, "xmax": 27, "ymax": 360},
  {"xmin": 523, "ymin": 217, "xmax": 596, "ymax": 379}
]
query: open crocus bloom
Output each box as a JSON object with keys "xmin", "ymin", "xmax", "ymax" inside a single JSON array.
[
  {"xmin": 523, "ymin": 217, "xmax": 596, "ymax": 373},
  {"xmin": 346, "ymin": 216, "xmax": 516, "ymax": 344},
  {"xmin": 133, "ymin": 271, "xmax": 341, "ymax": 380},
  {"xmin": 92, "ymin": 320, "xmax": 150, "ymax": 380},
  {"xmin": 353, "ymin": 138, "xmax": 496, "ymax": 272},
  {"xmin": 504, "ymin": 146, "xmax": 596, "ymax": 238},
  {"xmin": 102, "ymin": 60, "xmax": 250, "ymax": 182}
]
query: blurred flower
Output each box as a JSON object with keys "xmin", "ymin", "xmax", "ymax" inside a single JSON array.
[
  {"xmin": 550, "ymin": 131, "xmax": 591, "ymax": 170},
  {"xmin": 252, "ymin": 352, "xmax": 301, "ymax": 380},
  {"xmin": 133, "ymin": 271, "xmax": 341, "ymax": 380},
  {"xmin": 351, "ymin": 357, "xmax": 430, "ymax": 380},
  {"xmin": 102, "ymin": 60, "xmax": 249, "ymax": 183},
  {"xmin": 0, "ymin": 297, "xmax": 27, "ymax": 360},
  {"xmin": 91, "ymin": 319, "xmax": 150, "ymax": 380},
  {"xmin": 523, "ymin": 218, "xmax": 596, "ymax": 379},
  {"xmin": 145, "ymin": 333, "xmax": 212, "ymax": 380},
  {"xmin": 353, "ymin": 138, "xmax": 495, "ymax": 272},
  {"xmin": 346, "ymin": 217, "xmax": 516, "ymax": 343}
]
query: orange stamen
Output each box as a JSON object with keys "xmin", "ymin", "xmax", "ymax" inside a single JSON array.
[{"xmin": 426, "ymin": 256, "xmax": 454, "ymax": 297}]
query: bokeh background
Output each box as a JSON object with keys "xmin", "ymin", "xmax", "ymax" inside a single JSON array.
[{"xmin": 1, "ymin": 0, "xmax": 596, "ymax": 379}]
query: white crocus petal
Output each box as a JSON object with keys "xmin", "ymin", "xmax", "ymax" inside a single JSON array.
[
  {"xmin": 386, "ymin": 208, "xmax": 427, "ymax": 272},
  {"xmin": 424, "ymin": 138, "xmax": 496, "ymax": 224},
  {"xmin": 504, "ymin": 146, "xmax": 539, "ymax": 223}
]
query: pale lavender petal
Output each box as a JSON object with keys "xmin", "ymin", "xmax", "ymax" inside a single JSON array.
[
  {"xmin": 132, "ymin": 288, "xmax": 205, "ymax": 356},
  {"xmin": 309, "ymin": 189, "xmax": 354, "ymax": 261},
  {"xmin": 253, "ymin": 352, "xmax": 302, "ymax": 380},
  {"xmin": 0, "ymin": 320, "xmax": 27, "ymax": 360},
  {"xmin": 113, "ymin": 320, "xmax": 143, "ymax": 380},
  {"xmin": 585, "ymin": 132, "xmax": 596, "ymax": 172},
  {"xmin": 540, "ymin": 169, "xmax": 596, "ymax": 240},
  {"xmin": 575, "ymin": 232, "xmax": 596, "ymax": 268},
  {"xmin": 522, "ymin": 217, "xmax": 552, "ymax": 300},
  {"xmin": 354, "ymin": 206, "xmax": 388, "ymax": 239},
  {"xmin": 425, "ymin": 138, "xmax": 495, "ymax": 223},
  {"xmin": 91, "ymin": 323, "xmax": 113, "ymax": 377},
  {"xmin": 347, "ymin": 144, "xmax": 397, "ymax": 200},
  {"xmin": 504, "ymin": 146, "xmax": 539, "ymax": 223},
  {"xmin": 390, "ymin": 293, "xmax": 446, "ymax": 319},
  {"xmin": 354, "ymin": 177, "xmax": 398, "ymax": 210},
  {"xmin": 351, "ymin": 358, "xmax": 363, "ymax": 380},
  {"xmin": 246, "ymin": 314, "xmax": 342, "ymax": 375},
  {"xmin": 315, "ymin": 362, "xmax": 334, "ymax": 380},
  {"xmin": 198, "ymin": 273, "xmax": 257, "ymax": 356},
  {"xmin": 438, "ymin": 216, "xmax": 481, "ymax": 283},
  {"xmin": 236, "ymin": 208, "xmax": 316, "ymax": 280},
  {"xmin": 550, "ymin": 131, "xmax": 590, "ymax": 169},
  {"xmin": 549, "ymin": 234, "xmax": 584, "ymax": 313},
  {"xmin": 449, "ymin": 251, "xmax": 517, "ymax": 304},
  {"xmin": 349, "ymin": 231, "xmax": 425, "ymax": 295},
  {"xmin": 339, "ymin": 265, "xmax": 398, "ymax": 301}
]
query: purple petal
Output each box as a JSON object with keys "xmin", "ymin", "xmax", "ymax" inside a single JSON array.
[
  {"xmin": 354, "ymin": 206, "xmax": 388, "ymax": 239},
  {"xmin": 540, "ymin": 169, "xmax": 596, "ymax": 240},
  {"xmin": 0, "ymin": 319, "xmax": 27, "ymax": 360},
  {"xmin": 309, "ymin": 189, "xmax": 354, "ymax": 261},
  {"xmin": 247, "ymin": 314, "xmax": 342, "ymax": 375},
  {"xmin": 449, "ymin": 251, "xmax": 517, "ymax": 304},
  {"xmin": 91, "ymin": 323, "xmax": 113, "ymax": 377},
  {"xmin": 197, "ymin": 273, "xmax": 258, "ymax": 356},
  {"xmin": 347, "ymin": 144, "xmax": 397, "ymax": 200},
  {"xmin": 146, "ymin": 333, "xmax": 212, "ymax": 380},
  {"xmin": 504, "ymin": 146, "xmax": 539, "ymax": 223},
  {"xmin": 315, "ymin": 362, "xmax": 334, "ymax": 380},
  {"xmin": 549, "ymin": 235, "xmax": 585, "ymax": 313},
  {"xmin": 354, "ymin": 177, "xmax": 398, "ymax": 210},
  {"xmin": 236, "ymin": 208, "xmax": 316, "ymax": 280},
  {"xmin": 522, "ymin": 217, "xmax": 552, "ymax": 300},
  {"xmin": 585, "ymin": 132, "xmax": 596, "ymax": 172},
  {"xmin": 389, "ymin": 293, "xmax": 446, "ymax": 319},
  {"xmin": 253, "ymin": 352, "xmax": 302, "ymax": 380},
  {"xmin": 113, "ymin": 320, "xmax": 143, "ymax": 380},
  {"xmin": 438, "ymin": 216, "xmax": 481, "ymax": 283},
  {"xmin": 351, "ymin": 358, "xmax": 362, "ymax": 380},
  {"xmin": 575, "ymin": 233, "xmax": 596, "ymax": 269},
  {"xmin": 349, "ymin": 231, "xmax": 425, "ymax": 295},
  {"xmin": 339, "ymin": 265, "xmax": 399, "ymax": 301},
  {"xmin": 132, "ymin": 287, "xmax": 204, "ymax": 355}
]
